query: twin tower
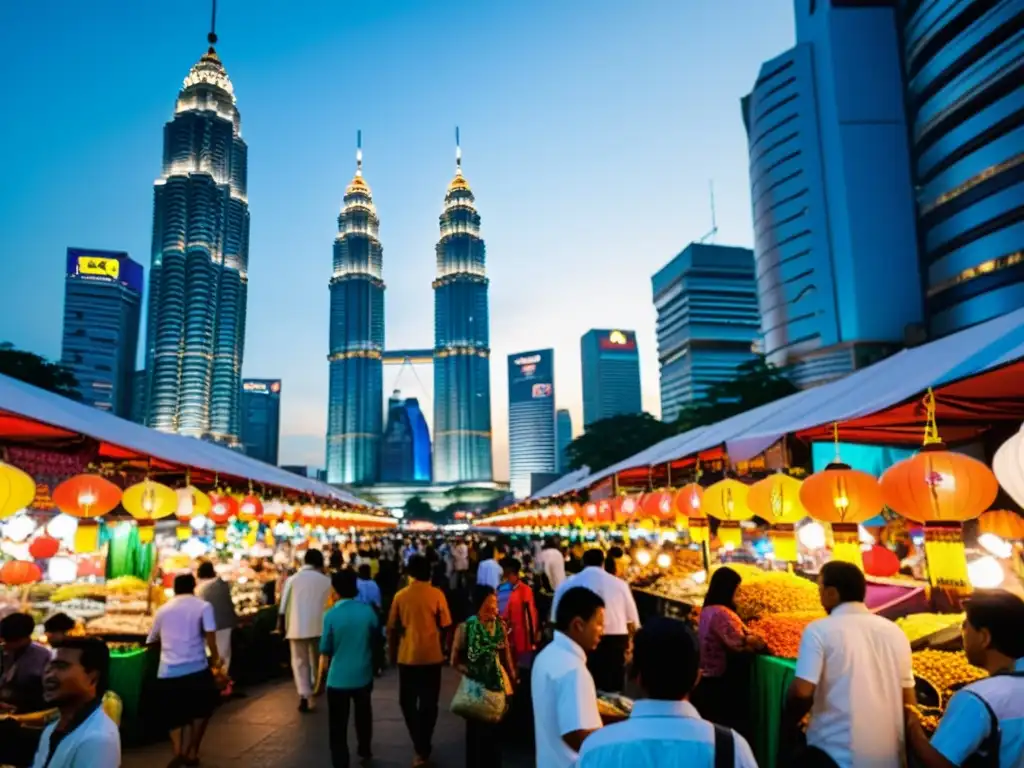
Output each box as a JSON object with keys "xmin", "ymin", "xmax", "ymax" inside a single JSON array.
[{"xmin": 326, "ymin": 131, "xmax": 493, "ymax": 487}]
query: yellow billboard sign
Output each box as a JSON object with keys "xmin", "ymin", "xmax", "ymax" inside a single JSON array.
[{"xmin": 78, "ymin": 256, "xmax": 120, "ymax": 280}]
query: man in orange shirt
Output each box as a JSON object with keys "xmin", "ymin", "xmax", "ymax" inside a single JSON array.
[{"xmin": 387, "ymin": 555, "xmax": 452, "ymax": 767}]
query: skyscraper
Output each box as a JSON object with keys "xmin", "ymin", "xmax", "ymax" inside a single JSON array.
[
  {"xmin": 580, "ymin": 329, "xmax": 642, "ymax": 428},
  {"xmin": 556, "ymin": 408, "xmax": 573, "ymax": 474},
  {"xmin": 380, "ymin": 391, "xmax": 432, "ymax": 483},
  {"xmin": 901, "ymin": 1, "xmax": 1024, "ymax": 337},
  {"xmin": 60, "ymin": 249, "xmax": 143, "ymax": 417},
  {"xmin": 433, "ymin": 130, "xmax": 493, "ymax": 483},
  {"xmin": 325, "ymin": 133, "xmax": 385, "ymax": 485},
  {"xmin": 240, "ymin": 379, "xmax": 281, "ymax": 465},
  {"xmin": 741, "ymin": 0, "xmax": 922, "ymax": 388},
  {"xmin": 508, "ymin": 350, "xmax": 555, "ymax": 499},
  {"xmin": 144, "ymin": 14, "xmax": 250, "ymax": 445},
  {"xmin": 652, "ymin": 243, "xmax": 761, "ymax": 423}
]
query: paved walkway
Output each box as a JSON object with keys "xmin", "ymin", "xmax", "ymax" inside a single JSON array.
[{"xmin": 123, "ymin": 667, "xmax": 533, "ymax": 768}]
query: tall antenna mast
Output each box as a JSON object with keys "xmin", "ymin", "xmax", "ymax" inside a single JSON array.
[
  {"xmin": 208, "ymin": 0, "xmax": 218, "ymax": 49},
  {"xmin": 455, "ymin": 126, "xmax": 462, "ymax": 175},
  {"xmin": 698, "ymin": 180, "xmax": 718, "ymax": 244},
  {"xmin": 356, "ymin": 129, "xmax": 363, "ymax": 177}
]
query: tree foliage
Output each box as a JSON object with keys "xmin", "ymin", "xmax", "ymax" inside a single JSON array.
[
  {"xmin": 673, "ymin": 356, "xmax": 797, "ymax": 433},
  {"xmin": 403, "ymin": 495, "xmax": 434, "ymax": 521},
  {"xmin": 0, "ymin": 343, "xmax": 81, "ymax": 400},
  {"xmin": 565, "ymin": 412, "xmax": 677, "ymax": 474}
]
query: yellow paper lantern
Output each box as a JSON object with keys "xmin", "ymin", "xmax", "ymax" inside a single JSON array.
[
  {"xmin": 704, "ymin": 479, "xmax": 753, "ymax": 548},
  {"xmin": 749, "ymin": 474, "xmax": 806, "ymax": 562},
  {"xmin": 122, "ymin": 480, "xmax": 178, "ymax": 523},
  {"xmin": 0, "ymin": 461, "xmax": 36, "ymax": 520}
]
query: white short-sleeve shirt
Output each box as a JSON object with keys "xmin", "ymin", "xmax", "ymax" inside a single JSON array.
[
  {"xmin": 550, "ymin": 567, "xmax": 640, "ymax": 636},
  {"xmin": 147, "ymin": 595, "xmax": 217, "ymax": 679},
  {"xmin": 794, "ymin": 602, "xmax": 914, "ymax": 768},
  {"xmin": 531, "ymin": 631, "xmax": 603, "ymax": 768},
  {"xmin": 476, "ymin": 558, "xmax": 503, "ymax": 589}
]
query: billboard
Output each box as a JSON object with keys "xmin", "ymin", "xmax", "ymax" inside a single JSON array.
[
  {"xmin": 66, "ymin": 248, "xmax": 143, "ymax": 295},
  {"xmin": 508, "ymin": 349, "xmax": 554, "ymax": 404},
  {"xmin": 242, "ymin": 379, "xmax": 282, "ymax": 395},
  {"xmin": 598, "ymin": 329, "xmax": 637, "ymax": 352}
]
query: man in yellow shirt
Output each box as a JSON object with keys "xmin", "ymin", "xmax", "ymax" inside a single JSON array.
[{"xmin": 387, "ymin": 555, "xmax": 452, "ymax": 767}]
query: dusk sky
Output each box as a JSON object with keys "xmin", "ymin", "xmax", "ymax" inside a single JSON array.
[{"xmin": 0, "ymin": 0, "xmax": 794, "ymax": 479}]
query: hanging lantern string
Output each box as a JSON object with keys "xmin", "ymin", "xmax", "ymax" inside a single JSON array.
[
  {"xmin": 922, "ymin": 388, "xmax": 942, "ymax": 446},
  {"xmin": 695, "ymin": 458, "xmax": 702, "ymax": 484},
  {"xmin": 832, "ymin": 422, "xmax": 841, "ymax": 463}
]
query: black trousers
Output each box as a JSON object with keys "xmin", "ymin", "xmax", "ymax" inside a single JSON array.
[
  {"xmin": 398, "ymin": 663, "xmax": 443, "ymax": 759},
  {"xmin": 465, "ymin": 718, "xmax": 503, "ymax": 768},
  {"xmin": 588, "ymin": 634, "xmax": 628, "ymax": 693},
  {"xmin": 327, "ymin": 685, "xmax": 373, "ymax": 768}
]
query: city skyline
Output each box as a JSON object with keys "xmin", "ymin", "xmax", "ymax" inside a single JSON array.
[{"xmin": 0, "ymin": 0, "xmax": 797, "ymax": 479}]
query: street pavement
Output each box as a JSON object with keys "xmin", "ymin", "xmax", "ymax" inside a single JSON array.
[{"xmin": 122, "ymin": 666, "xmax": 533, "ymax": 767}]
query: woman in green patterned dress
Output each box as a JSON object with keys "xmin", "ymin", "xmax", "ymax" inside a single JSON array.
[{"xmin": 451, "ymin": 585, "xmax": 516, "ymax": 767}]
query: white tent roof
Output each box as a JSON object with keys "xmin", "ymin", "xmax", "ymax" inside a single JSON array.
[
  {"xmin": 0, "ymin": 372, "xmax": 367, "ymax": 505},
  {"xmin": 561, "ymin": 306, "xmax": 1024, "ymax": 494},
  {"xmin": 529, "ymin": 466, "xmax": 592, "ymax": 500}
]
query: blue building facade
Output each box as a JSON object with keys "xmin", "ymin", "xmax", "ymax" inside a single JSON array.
[
  {"xmin": 326, "ymin": 137, "xmax": 385, "ymax": 485},
  {"xmin": 380, "ymin": 391, "xmax": 432, "ymax": 483},
  {"xmin": 508, "ymin": 350, "xmax": 556, "ymax": 499},
  {"xmin": 240, "ymin": 379, "xmax": 281, "ymax": 465},
  {"xmin": 61, "ymin": 249, "xmax": 143, "ymax": 417},
  {"xmin": 580, "ymin": 329, "xmax": 642, "ymax": 428},
  {"xmin": 901, "ymin": 0, "xmax": 1024, "ymax": 336},
  {"xmin": 652, "ymin": 243, "xmax": 761, "ymax": 423},
  {"xmin": 742, "ymin": 0, "xmax": 921, "ymax": 387},
  {"xmin": 556, "ymin": 408, "xmax": 573, "ymax": 474},
  {"xmin": 145, "ymin": 30, "xmax": 250, "ymax": 444},
  {"xmin": 433, "ymin": 138, "xmax": 493, "ymax": 483}
]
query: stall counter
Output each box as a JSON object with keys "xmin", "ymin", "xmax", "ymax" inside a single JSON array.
[{"xmin": 749, "ymin": 654, "xmax": 797, "ymax": 768}]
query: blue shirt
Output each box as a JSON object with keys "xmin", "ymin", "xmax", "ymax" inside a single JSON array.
[
  {"xmin": 319, "ymin": 599, "xmax": 379, "ymax": 691},
  {"xmin": 931, "ymin": 659, "xmax": 1024, "ymax": 768},
  {"xmin": 356, "ymin": 578, "xmax": 382, "ymax": 609}
]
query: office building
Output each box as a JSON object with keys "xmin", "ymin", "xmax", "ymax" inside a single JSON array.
[
  {"xmin": 556, "ymin": 408, "xmax": 573, "ymax": 474},
  {"xmin": 433, "ymin": 131, "xmax": 493, "ymax": 483},
  {"xmin": 742, "ymin": 0, "xmax": 921, "ymax": 387},
  {"xmin": 326, "ymin": 134, "xmax": 385, "ymax": 484},
  {"xmin": 240, "ymin": 379, "xmax": 281, "ymax": 465},
  {"xmin": 144, "ymin": 20, "xmax": 250, "ymax": 445},
  {"xmin": 901, "ymin": 1, "xmax": 1024, "ymax": 336},
  {"xmin": 60, "ymin": 249, "xmax": 143, "ymax": 417},
  {"xmin": 282, "ymin": 466, "xmax": 328, "ymax": 482},
  {"xmin": 130, "ymin": 370, "xmax": 147, "ymax": 424},
  {"xmin": 581, "ymin": 329, "xmax": 642, "ymax": 427},
  {"xmin": 380, "ymin": 391, "xmax": 432, "ymax": 483},
  {"xmin": 508, "ymin": 349, "xmax": 555, "ymax": 499},
  {"xmin": 652, "ymin": 243, "xmax": 760, "ymax": 422}
]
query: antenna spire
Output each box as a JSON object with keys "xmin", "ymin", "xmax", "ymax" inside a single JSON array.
[
  {"xmin": 208, "ymin": 0, "xmax": 218, "ymax": 49},
  {"xmin": 356, "ymin": 129, "xmax": 363, "ymax": 177},
  {"xmin": 455, "ymin": 126, "xmax": 462, "ymax": 175}
]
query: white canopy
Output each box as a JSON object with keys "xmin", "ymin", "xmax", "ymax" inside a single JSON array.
[
  {"xmin": 528, "ymin": 466, "xmax": 592, "ymax": 500},
  {"xmin": 0, "ymin": 372, "xmax": 367, "ymax": 505}
]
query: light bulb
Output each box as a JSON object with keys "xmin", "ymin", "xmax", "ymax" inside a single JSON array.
[
  {"xmin": 798, "ymin": 522, "xmax": 826, "ymax": 551},
  {"xmin": 967, "ymin": 556, "xmax": 1004, "ymax": 589},
  {"xmin": 635, "ymin": 549, "xmax": 651, "ymax": 566},
  {"xmin": 656, "ymin": 553, "xmax": 672, "ymax": 569},
  {"xmin": 978, "ymin": 533, "xmax": 1012, "ymax": 560},
  {"xmin": 78, "ymin": 490, "xmax": 97, "ymax": 507}
]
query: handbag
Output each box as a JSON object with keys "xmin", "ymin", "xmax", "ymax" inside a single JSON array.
[{"xmin": 450, "ymin": 675, "xmax": 506, "ymax": 723}]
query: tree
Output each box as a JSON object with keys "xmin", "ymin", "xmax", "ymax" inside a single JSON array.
[
  {"xmin": 674, "ymin": 356, "xmax": 797, "ymax": 433},
  {"xmin": 0, "ymin": 343, "xmax": 81, "ymax": 400},
  {"xmin": 565, "ymin": 412, "xmax": 677, "ymax": 474},
  {"xmin": 403, "ymin": 495, "xmax": 434, "ymax": 521}
]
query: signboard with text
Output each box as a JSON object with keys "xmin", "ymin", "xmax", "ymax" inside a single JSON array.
[
  {"xmin": 598, "ymin": 329, "xmax": 637, "ymax": 352},
  {"xmin": 508, "ymin": 349, "xmax": 554, "ymax": 404},
  {"xmin": 66, "ymin": 248, "xmax": 143, "ymax": 295},
  {"xmin": 242, "ymin": 380, "xmax": 281, "ymax": 395}
]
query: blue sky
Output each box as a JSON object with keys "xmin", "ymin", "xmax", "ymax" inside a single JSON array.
[{"xmin": 0, "ymin": 0, "xmax": 794, "ymax": 479}]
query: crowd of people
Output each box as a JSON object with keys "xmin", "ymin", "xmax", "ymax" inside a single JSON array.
[{"xmin": 1, "ymin": 534, "xmax": 1023, "ymax": 768}]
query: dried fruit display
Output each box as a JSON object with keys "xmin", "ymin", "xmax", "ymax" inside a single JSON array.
[
  {"xmin": 749, "ymin": 611, "xmax": 824, "ymax": 659},
  {"xmin": 895, "ymin": 613, "xmax": 964, "ymax": 644},
  {"xmin": 734, "ymin": 571, "xmax": 821, "ymax": 621},
  {"xmin": 907, "ymin": 705, "xmax": 943, "ymax": 735},
  {"xmin": 912, "ymin": 650, "xmax": 987, "ymax": 696}
]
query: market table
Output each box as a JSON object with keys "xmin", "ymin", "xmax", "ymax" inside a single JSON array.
[{"xmin": 749, "ymin": 654, "xmax": 797, "ymax": 768}]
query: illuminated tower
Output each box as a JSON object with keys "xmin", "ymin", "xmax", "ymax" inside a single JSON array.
[
  {"xmin": 144, "ymin": 3, "xmax": 250, "ymax": 444},
  {"xmin": 432, "ymin": 129, "xmax": 493, "ymax": 482},
  {"xmin": 326, "ymin": 131, "xmax": 385, "ymax": 484}
]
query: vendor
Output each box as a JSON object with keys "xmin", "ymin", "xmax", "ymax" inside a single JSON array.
[
  {"xmin": 906, "ymin": 590, "xmax": 1024, "ymax": 768},
  {"xmin": 44, "ymin": 613, "xmax": 77, "ymax": 647},
  {"xmin": 692, "ymin": 566, "xmax": 764, "ymax": 738},
  {"xmin": 0, "ymin": 612, "xmax": 51, "ymax": 714}
]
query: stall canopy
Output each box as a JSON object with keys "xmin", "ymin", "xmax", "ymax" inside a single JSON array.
[
  {"xmin": 529, "ymin": 466, "xmax": 592, "ymax": 500},
  {"xmin": 562, "ymin": 305, "xmax": 1024, "ymax": 494},
  {"xmin": 0, "ymin": 372, "xmax": 368, "ymax": 505}
]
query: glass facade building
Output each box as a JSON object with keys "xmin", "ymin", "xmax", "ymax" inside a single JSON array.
[
  {"xmin": 901, "ymin": 0, "xmax": 1024, "ymax": 336},
  {"xmin": 432, "ymin": 143, "xmax": 493, "ymax": 483},
  {"xmin": 144, "ymin": 35, "xmax": 250, "ymax": 445},
  {"xmin": 380, "ymin": 391, "xmax": 432, "ymax": 483},
  {"xmin": 60, "ymin": 249, "xmax": 143, "ymax": 417},
  {"xmin": 742, "ymin": 0, "xmax": 922, "ymax": 388},
  {"xmin": 556, "ymin": 408, "xmax": 573, "ymax": 474},
  {"xmin": 507, "ymin": 350, "xmax": 556, "ymax": 499},
  {"xmin": 326, "ymin": 139, "xmax": 385, "ymax": 484},
  {"xmin": 580, "ymin": 329, "xmax": 642, "ymax": 428},
  {"xmin": 240, "ymin": 379, "xmax": 281, "ymax": 465},
  {"xmin": 652, "ymin": 243, "xmax": 761, "ymax": 423}
]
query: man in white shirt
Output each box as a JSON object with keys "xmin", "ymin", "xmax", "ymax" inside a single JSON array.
[
  {"xmin": 536, "ymin": 538, "xmax": 567, "ymax": 592},
  {"xmin": 786, "ymin": 560, "xmax": 915, "ymax": 768},
  {"xmin": 551, "ymin": 548, "xmax": 640, "ymax": 692},
  {"xmin": 476, "ymin": 544, "xmax": 502, "ymax": 589},
  {"xmin": 32, "ymin": 637, "xmax": 120, "ymax": 768},
  {"xmin": 532, "ymin": 586, "xmax": 605, "ymax": 768},
  {"xmin": 278, "ymin": 549, "xmax": 332, "ymax": 713},
  {"xmin": 452, "ymin": 539, "xmax": 470, "ymax": 591},
  {"xmin": 579, "ymin": 617, "xmax": 758, "ymax": 768}
]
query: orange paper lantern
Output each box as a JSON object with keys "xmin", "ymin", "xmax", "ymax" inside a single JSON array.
[
  {"xmin": 28, "ymin": 534, "xmax": 60, "ymax": 560},
  {"xmin": 674, "ymin": 483, "xmax": 704, "ymax": 518},
  {"xmin": 977, "ymin": 509, "xmax": 1024, "ymax": 541},
  {"xmin": 640, "ymin": 491, "xmax": 674, "ymax": 521},
  {"xmin": 53, "ymin": 474, "xmax": 121, "ymax": 519},
  {"xmin": 880, "ymin": 447, "xmax": 999, "ymax": 524},
  {"xmin": 1, "ymin": 560, "xmax": 42, "ymax": 585},
  {"xmin": 799, "ymin": 463, "xmax": 883, "ymax": 524}
]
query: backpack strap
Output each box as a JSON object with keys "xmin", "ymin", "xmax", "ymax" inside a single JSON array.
[
  {"xmin": 963, "ymin": 690, "xmax": 1001, "ymax": 768},
  {"xmin": 713, "ymin": 724, "xmax": 735, "ymax": 768}
]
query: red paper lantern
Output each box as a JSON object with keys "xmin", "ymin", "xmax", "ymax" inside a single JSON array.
[
  {"xmin": 862, "ymin": 545, "xmax": 900, "ymax": 578},
  {"xmin": 239, "ymin": 495, "xmax": 264, "ymax": 523},
  {"xmin": 52, "ymin": 474, "xmax": 121, "ymax": 518},
  {"xmin": 1, "ymin": 560, "xmax": 42, "ymax": 586},
  {"xmin": 28, "ymin": 534, "xmax": 60, "ymax": 560},
  {"xmin": 674, "ymin": 483, "xmax": 704, "ymax": 518},
  {"xmin": 640, "ymin": 491, "xmax": 675, "ymax": 521},
  {"xmin": 208, "ymin": 493, "xmax": 238, "ymax": 525}
]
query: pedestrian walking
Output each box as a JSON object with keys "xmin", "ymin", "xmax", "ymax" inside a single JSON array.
[
  {"xmin": 387, "ymin": 554, "xmax": 453, "ymax": 767},
  {"xmin": 476, "ymin": 545, "xmax": 502, "ymax": 589},
  {"xmin": 497, "ymin": 557, "xmax": 539, "ymax": 670},
  {"xmin": 196, "ymin": 561, "xmax": 239, "ymax": 676},
  {"xmin": 279, "ymin": 548, "xmax": 332, "ymax": 713}
]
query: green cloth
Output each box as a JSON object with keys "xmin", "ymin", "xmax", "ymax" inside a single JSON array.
[
  {"xmin": 108, "ymin": 645, "xmax": 156, "ymax": 745},
  {"xmin": 465, "ymin": 616, "xmax": 506, "ymax": 692},
  {"xmin": 105, "ymin": 523, "xmax": 154, "ymax": 580},
  {"xmin": 749, "ymin": 655, "xmax": 797, "ymax": 768}
]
